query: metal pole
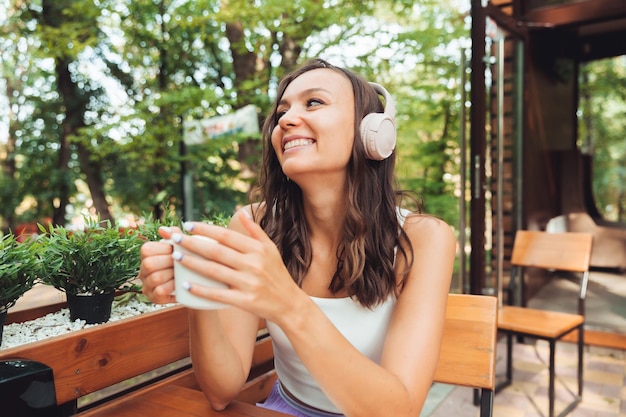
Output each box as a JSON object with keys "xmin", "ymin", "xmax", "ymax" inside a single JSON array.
[
  {"xmin": 470, "ymin": 0, "xmax": 487, "ymax": 295},
  {"xmin": 459, "ymin": 47, "xmax": 469, "ymax": 294},
  {"xmin": 496, "ymin": 37, "xmax": 505, "ymax": 307}
]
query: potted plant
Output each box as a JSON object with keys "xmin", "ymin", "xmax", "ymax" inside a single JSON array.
[
  {"xmin": 38, "ymin": 218, "xmax": 143, "ymax": 324},
  {"xmin": 0, "ymin": 233, "xmax": 39, "ymax": 344}
]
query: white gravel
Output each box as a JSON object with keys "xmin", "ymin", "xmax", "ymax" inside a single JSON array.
[{"xmin": 1, "ymin": 298, "xmax": 174, "ymax": 350}]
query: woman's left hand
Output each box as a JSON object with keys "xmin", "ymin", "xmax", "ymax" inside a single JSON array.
[{"xmin": 170, "ymin": 210, "xmax": 305, "ymax": 322}]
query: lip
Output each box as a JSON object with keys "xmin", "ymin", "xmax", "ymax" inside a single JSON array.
[{"xmin": 282, "ymin": 135, "xmax": 316, "ymax": 152}]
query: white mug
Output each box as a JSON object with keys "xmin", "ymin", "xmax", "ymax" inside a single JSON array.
[{"xmin": 163, "ymin": 235, "xmax": 228, "ymax": 310}]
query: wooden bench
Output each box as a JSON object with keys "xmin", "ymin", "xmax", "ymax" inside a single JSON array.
[{"xmin": 0, "ymin": 293, "xmax": 497, "ymax": 417}]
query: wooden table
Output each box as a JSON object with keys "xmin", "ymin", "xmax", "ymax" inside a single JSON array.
[{"xmin": 80, "ymin": 385, "xmax": 291, "ymax": 417}]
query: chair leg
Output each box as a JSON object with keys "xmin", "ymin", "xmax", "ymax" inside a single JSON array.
[
  {"xmin": 479, "ymin": 388, "xmax": 493, "ymax": 417},
  {"xmin": 495, "ymin": 332, "xmax": 513, "ymax": 392},
  {"xmin": 506, "ymin": 333, "xmax": 513, "ymax": 383},
  {"xmin": 473, "ymin": 388, "xmax": 480, "ymax": 406},
  {"xmin": 549, "ymin": 339, "xmax": 556, "ymax": 417},
  {"xmin": 577, "ymin": 325, "xmax": 584, "ymax": 397},
  {"xmin": 550, "ymin": 331, "xmax": 583, "ymax": 417}
]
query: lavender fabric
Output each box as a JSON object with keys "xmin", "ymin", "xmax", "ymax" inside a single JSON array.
[{"xmin": 257, "ymin": 381, "xmax": 345, "ymax": 417}]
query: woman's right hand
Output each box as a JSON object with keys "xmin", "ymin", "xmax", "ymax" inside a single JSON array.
[{"xmin": 138, "ymin": 226, "xmax": 179, "ymax": 304}]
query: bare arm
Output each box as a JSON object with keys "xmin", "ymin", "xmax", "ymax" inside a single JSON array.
[
  {"xmin": 138, "ymin": 218, "xmax": 259, "ymax": 410},
  {"xmin": 179, "ymin": 212, "xmax": 456, "ymax": 417},
  {"xmin": 273, "ymin": 215, "xmax": 456, "ymax": 417}
]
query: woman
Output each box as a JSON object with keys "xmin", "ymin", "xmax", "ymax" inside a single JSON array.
[{"xmin": 138, "ymin": 59, "xmax": 456, "ymax": 417}]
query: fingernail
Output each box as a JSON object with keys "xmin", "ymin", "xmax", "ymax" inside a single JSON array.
[
  {"xmin": 172, "ymin": 251, "xmax": 183, "ymax": 261},
  {"xmin": 183, "ymin": 222, "xmax": 194, "ymax": 232},
  {"xmin": 171, "ymin": 233, "xmax": 183, "ymax": 243},
  {"xmin": 159, "ymin": 226, "xmax": 172, "ymax": 233},
  {"xmin": 182, "ymin": 281, "xmax": 191, "ymax": 291}
]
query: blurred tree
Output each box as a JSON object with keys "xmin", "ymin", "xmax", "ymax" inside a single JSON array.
[
  {"xmin": 579, "ymin": 56, "xmax": 626, "ymax": 222},
  {"xmin": 0, "ymin": 0, "xmax": 470, "ymax": 228}
]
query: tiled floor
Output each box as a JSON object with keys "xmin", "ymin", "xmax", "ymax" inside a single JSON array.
[{"xmin": 423, "ymin": 339, "xmax": 626, "ymax": 417}]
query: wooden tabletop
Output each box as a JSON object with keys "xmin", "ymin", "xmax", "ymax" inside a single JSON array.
[{"xmin": 80, "ymin": 384, "xmax": 291, "ymax": 417}]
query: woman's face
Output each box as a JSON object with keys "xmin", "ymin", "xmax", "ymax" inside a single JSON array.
[{"xmin": 271, "ymin": 68, "xmax": 356, "ymax": 183}]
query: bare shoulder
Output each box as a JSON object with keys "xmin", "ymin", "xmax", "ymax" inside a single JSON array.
[
  {"xmin": 403, "ymin": 213, "xmax": 454, "ymax": 234},
  {"xmin": 228, "ymin": 203, "xmax": 266, "ymax": 231},
  {"xmin": 402, "ymin": 213, "xmax": 457, "ymax": 251}
]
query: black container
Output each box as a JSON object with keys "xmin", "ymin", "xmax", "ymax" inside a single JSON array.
[
  {"xmin": 0, "ymin": 359, "xmax": 58, "ymax": 417},
  {"xmin": 67, "ymin": 292, "xmax": 115, "ymax": 324}
]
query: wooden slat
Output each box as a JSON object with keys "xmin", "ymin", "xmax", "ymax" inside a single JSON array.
[
  {"xmin": 499, "ymin": 305, "xmax": 583, "ymax": 338},
  {"xmin": 0, "ymin": 305, "xmax": 190, "ymax": 405},
  {"xmin": 511, "ymin": 230, "xmax": 593, "ymax": 272},
  {"xmin": 562, "ymin": 328, "xmax": 626, "ymax": 351},
  {"xmin": 236, "ymin": 370, "xmax": 278, "ymax": 404},
  {"xmin": 81, "ymin": 385, "xmax": 290, "ymax": 417},
  {"xmin": 251, "ymin": 336, "xmax": 273, "ymax": 368},
  {"xmin": 434, "ymin": 293, "xmax": 498, "ymax": 390}
]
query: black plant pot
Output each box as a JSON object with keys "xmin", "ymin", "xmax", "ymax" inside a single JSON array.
[
  {"xmin": 0, "ymin": 310, "xmax": 7, "ymax": 346},
  {"xmin": 67, "ymin": 292, "xmax": 115, "ymax": 324}
]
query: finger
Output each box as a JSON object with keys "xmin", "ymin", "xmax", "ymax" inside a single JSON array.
[
  {"xmin": 140, "ymin": 240, "xmax": 174, "ymax": 260},
  {"xmin": 171, "ymin": 230, "xmax": 263, "ymax": 278},
  {"xmin": 157, "ymin": 225, "xmax": 182, "ymax": 240},
  {"xmin": 140, "ymin": 268, "xmax": 176, "ymax": 304},
  {"xmin": 182, "ymin": 221, "xmax": 256, "ymax": 255},
  {"xmin": 183, "ymin": 281, "xmax": 237, "ymax": 308},
  {"xmin": 152, "ymin": 279, "xmax": 176, "ymax": 303},
  {"xmin": 172, "ymin": 248, "xmax": 241, "ymax": 288},
  {"xmin": 140, "ymin": 253, "xmax": 174, "ymax": 279}
]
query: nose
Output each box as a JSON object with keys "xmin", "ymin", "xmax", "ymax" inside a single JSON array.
[{"xmin": 277, "ymin": 106, "xmax": 302, "ymax": 129}]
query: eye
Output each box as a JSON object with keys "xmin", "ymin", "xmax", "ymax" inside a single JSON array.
[
  {"xmin": 275, "ymin": 108, "xmax": 287, "ymax": 121},
  {"xmin": 307, "ymin": 98, "xmax": 324, "ymax": 108}
]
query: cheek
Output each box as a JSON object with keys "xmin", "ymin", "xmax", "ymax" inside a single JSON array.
[
  {"xmin": 340, "ymin": 123, "xmax": 356, "ymax": 153},
  {"xmin": 271, "ymin": 126, "xmax": 283, "ymax": 155}
]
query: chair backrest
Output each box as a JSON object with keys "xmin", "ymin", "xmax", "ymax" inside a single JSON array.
[
  {"xmin": 434, "ymin": 293, "xmax": 498, "ymax": 391},
  {"xmin": 510, "ymin": 230, "xmax": 593, "ymax": 314},
  {"xmin": 511, "ymin": 230, "xmax": 593, "ymax": 272}
]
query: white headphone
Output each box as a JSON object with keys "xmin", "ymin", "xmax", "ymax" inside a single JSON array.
[{"xmin": 359, "ymin": 82, "xmax": 396, "ymax": 160}]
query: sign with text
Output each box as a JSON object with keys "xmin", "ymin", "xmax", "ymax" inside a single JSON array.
[{"xmin": 183, "ymin": 104, "xmax": 259, "ymax": 145}]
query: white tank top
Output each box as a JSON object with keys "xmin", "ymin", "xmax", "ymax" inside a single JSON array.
[{"xmin": 265, "ymin": 208, "xmax": 409, "ymax": 413}]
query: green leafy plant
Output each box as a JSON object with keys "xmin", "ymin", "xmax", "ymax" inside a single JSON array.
[
  {"xmin": 136, "ymin": 211, "xmax": 182, "ymax": 242},
  {"xmin": 38, "ymin": 219, "xmax": 143, "ymax": 296},
  {"xmin": 0, "ymin": 233, "xmax": 39, "ymax": 313}
]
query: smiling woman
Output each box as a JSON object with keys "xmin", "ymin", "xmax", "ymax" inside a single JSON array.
[{"xmin": 138, "ymin": 58, "xmax": 457, "ymax": 417}]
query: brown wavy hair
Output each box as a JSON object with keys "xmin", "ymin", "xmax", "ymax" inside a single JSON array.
[{"xmin": 250, "ymin": 58, "xmax": 415, "ymax": 308}]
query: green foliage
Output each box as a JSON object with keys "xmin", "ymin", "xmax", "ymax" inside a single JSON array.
[
  {"xmin": 136, "ymin": 211, "xmax": 182, "ymax": 242},
  {"xmin": 0, "ymin": 233, "xmax": 39, "ymax": 311},
  {"xmin": 0, "ymin": 0, "xmax": 471, "ymax": 232},
  {"xmin": 579, "ymin": 57, "xmax": 626, "ymax": 222},
  {"xmin": 38, "ymin": 218, "xmax": 143, "ymax": 295},
  {"xmin": 201, "ymin": 212, "xmax": 232, "ymax": 228}
]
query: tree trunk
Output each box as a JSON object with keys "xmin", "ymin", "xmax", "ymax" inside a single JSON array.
[
  {"xmin": 1, "ymin": 77, "xmax": 18, "ymax": 230},
  {"xmin": 43, "ymin": 0, "xmax": 113, "ymax": 225}
]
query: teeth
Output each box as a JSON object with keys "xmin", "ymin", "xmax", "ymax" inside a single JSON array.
[{"xmin": 284, "ymin": 139, "xmax": 314, "ymax": 151}]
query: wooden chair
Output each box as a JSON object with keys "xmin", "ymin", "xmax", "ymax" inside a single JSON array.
[
  {"xmin": 497, "ymin": 230, "xmax": 593, "ymax": 417},
  {"xmin": 436, "ymin": 294, "xmax": 498, "ymax": 417}
]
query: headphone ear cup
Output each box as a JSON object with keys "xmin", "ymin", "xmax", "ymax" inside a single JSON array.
[{"xmin": 360, "ymin": 113, "xmax": 396, "ymax": 161}]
